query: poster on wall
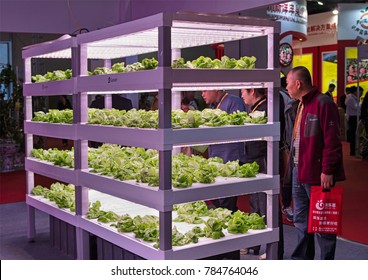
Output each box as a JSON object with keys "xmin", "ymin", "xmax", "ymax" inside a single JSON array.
[
  {"xmin": 322, "ymin": 51, "xmax": 337, "ymax": 98},
  {"xmin": 346, "ymin": 47, "xmax": 368, "ymax": 98},
  {"xmin": 293, "ymin": 53, "xmax": 313, "ymax": 82}
]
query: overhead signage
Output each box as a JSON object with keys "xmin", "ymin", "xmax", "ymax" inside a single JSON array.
[
  {"xmin": 267, "ymin": 0, "xmax": 307, "ymax": 40},
  {"xmin": 339, "ymin": 3, "xmax": 368, "ymax": 40}
]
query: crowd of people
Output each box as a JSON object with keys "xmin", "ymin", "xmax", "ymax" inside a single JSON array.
[{"xmin": 337, "ymin": 85, "xmax": 368, "ymax": 157}]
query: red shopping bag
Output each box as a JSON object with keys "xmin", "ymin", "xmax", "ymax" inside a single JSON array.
[{"xmin": 308, "ymin": 186, "xmax": 343, "ymax": 234}]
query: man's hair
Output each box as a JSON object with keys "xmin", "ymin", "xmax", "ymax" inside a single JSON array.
[
  {"xmin": 290, "ymin": 66, "xmax": 312, "ymax": 87},
  {"xmin": 245, "ymin": 87, "xmax": 267, "ymax": 98},
  {"xmin": 329, "ymin": 84, "xmax": 336, "ymax": 90}
]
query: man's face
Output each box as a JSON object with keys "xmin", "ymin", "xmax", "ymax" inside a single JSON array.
[
  {"xmin": 202, "ymin": 90, "xmax": 220, "ymax": 104},
  {"xmin": 286, "ymin": 72, "xmax": 299, "ymax": 100}
]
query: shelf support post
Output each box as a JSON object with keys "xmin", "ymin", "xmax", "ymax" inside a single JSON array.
[
  {"xmin": 73, "ymin": 43, "xmax": 90, "ymax": 259},
  {"xmin": 158, "ymin": 23, "xmax": 173, "ymax": 252},
  {"xmin": 24, "ymin": 56, "xmax": 36, "ymax": 241},
  {"xmin": 266, "ymin": 27, "xmax": 280, "ymax": 260}
]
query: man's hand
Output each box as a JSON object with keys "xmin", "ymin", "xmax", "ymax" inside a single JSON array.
[{"xmin": 321, "ymin": 173, "xmax": 334, "ymax": 190}]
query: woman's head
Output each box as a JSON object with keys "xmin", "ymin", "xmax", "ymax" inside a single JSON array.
[{"xmin": 241, "ymin": 88, "xmax": 266, "ymax": 106}]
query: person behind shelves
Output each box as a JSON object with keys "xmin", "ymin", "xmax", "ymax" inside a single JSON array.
[
  {"xmin": 339, "ymin": 87, "xmax": 350, "ymax": 113},
  {"xmin": 201, "ymin": 89, "xmax": 246, "ymax": 260},
  {"xmin": 345, "ymin": 86, "xmax": 360, "ymax": 156},
  {"xmin": 138, "ymin": 93, "xmax": 150, "ymax": 111},
  {"xmin": 149, "ymin": 93, "xmax": 159, "ymax": 111},
  {"xmin": 280, "ymin": 76, "xmax": 297, "ymax": 223},
  {"xmin": 57, "ymin": 95, "xmax": 72, "ymax": 146},
  {"xmin": 240, "ymin": 87, "xmax": 267, "ymax": 258},
  {"xmin": 361, "ymin": 92, "xmax": 368, "ymax": 137},
  {"xmin": 181, "ymin": 97, "xmax": 195, "ymax": 112},
  {"xmin": 324, "ymin": 84, "xmax": 336, "ymax": 100},
  {"xmin": 240, "ymin": 87, "xmax": 293, "ymax": 260},
  {"xmin": 57, "ymin": 95, "xmax": 72, "ymax": 111},
  {"xmin": 201, "ymin": 90, "xmax": 246, "ymax": 212},
  {"xmin": 286, "ymin": 66, "xmax": 345, "ymax": 260},
  {"xmin": 183, "ymin": 91, "xmax": 199, "ymax": 110},
  {"xmin": 90, "ymin": 94, "xmax": 133, "ymax": 111}
]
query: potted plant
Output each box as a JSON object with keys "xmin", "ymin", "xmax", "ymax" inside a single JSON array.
[{"xmin": 0, "ymin": 65, "xmax": 24, "ymax": 172}]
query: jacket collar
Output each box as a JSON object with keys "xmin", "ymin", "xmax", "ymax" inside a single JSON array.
[
  {"xmin": 211, "ymin": 92, "xmax": 227, "ymax": 109},
  {"xmin": 251, "ymin": 95, "xmax": 267, "ymax": 111},
  {"xmin": 301, "ymin": 86, "xmax": 320, "ymax": 105}
]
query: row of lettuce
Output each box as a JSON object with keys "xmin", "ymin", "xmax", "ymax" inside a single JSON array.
[
  {"xmin": 31, "ymin": 55, "xmax": 256, "ymax": 83},
  {"xmin": 32, "ymin": 108, "xmax": 267, "ymax": 128},
  {"xmin": 31, "ymin": 144, "xmax": 259, "ymax": 188},
  {"xmin": 31, "ymin": 182, "xmax": 265, "ymax": 248}
]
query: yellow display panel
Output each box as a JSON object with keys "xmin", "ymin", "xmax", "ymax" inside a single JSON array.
[
  {"xmin": 322, "ymin": 51, "xmax": 338, "ymax": 98},
  {"xmin": 293, "ymin": 53, "xmax": 313, "ymax": 83}
]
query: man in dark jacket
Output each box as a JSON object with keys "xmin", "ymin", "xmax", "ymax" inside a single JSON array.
[
  {"xmin": 201, "ymin": 90, "xmax": 246, "ymax": 212},
  {"xmin": 241, "ymin": 87, "xmax": 267, "ymax": 217},
  {"xmin": 286, "ymin": 66, "xmax": 345, "ymax": 260},
  {"xmin": 324, "ymin": 84, "xmax": 335, "ymax": 100},
  {"xmin": 90, "ymin": 94, "xmax": 133, "ymax": 110}
]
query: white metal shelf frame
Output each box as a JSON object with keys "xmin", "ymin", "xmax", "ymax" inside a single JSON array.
[
  {"xmin": 23, "ymin": 12, "xmax": 281, "ymax": 260},
  {"xmin": 22, "ymin": 36, "xmax": 76, "ymax": 244}
]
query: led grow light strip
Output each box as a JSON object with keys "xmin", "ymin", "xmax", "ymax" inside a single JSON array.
[
  {"xmin": 172, "ymin": 137, "xmax": 265, "ymax": 149},
  {"xmin": 33, "ymin": 49, "xmax": 72, "ymax": 59},
  {"xmin": 84, "ymin": 83, "xmax": 264, "ymax": 94}
]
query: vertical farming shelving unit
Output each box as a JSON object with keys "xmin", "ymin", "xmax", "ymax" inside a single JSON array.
[{"xmin": 23, "ymin": 12, "xmax": 281, "ymax": 259}]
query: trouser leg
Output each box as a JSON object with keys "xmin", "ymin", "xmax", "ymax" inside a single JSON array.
[
  {"xmin": 291, "ymin": 167, "xmax": 315, "ymax": 260},
  {"xmin": 281, "ymin": 184, "xmax": 292, "ymax": 208},
  {"xmin": 250, "ymin": 192, "xmax": 267, "ymax": 217},
  {"xmin": 317, "ymin": 233, "xmax": 337, "ymax": 260},
  {"xmin": 278, "ymin": 204, "xmax": 284, "ymax": 260}
]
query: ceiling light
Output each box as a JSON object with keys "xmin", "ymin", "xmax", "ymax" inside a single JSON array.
[
  {"xmin": 317, "ymin": 1, "xmax": 323, "ymax": 5},
  {"xmin": 332, "ymin": 9, "xmax": 339, "ymax": 15}
]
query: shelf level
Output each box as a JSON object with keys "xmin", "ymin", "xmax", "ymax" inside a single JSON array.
[
  {"xmin": 172, "ymin": 174, "xmax": 279, "ymax": 205},
  {"xmin": 26, "ymin": 195, "xmax": 77, "ymax": 226},
  {"xmin": 77, "ymin": 68, "xmax": 279, "ymax": 94},
  {"xmin": 79, "ymin": 216, "xmax": 278, "ymax": 260},
  {"xmin": 25, "ymin": 158, "xmax": 76, "ymax": 185},
  {"xmin": 23, "ymin": 79, "xmax": 75, "ymax": 96},
  {"xmin": 24, "ymin": 121, "xmax": 77, "ymax": 140},
  {"xmin": 78, "ymin": 122, "xmax": 279, "ymax": 150},
  {"xmin": 78, "ymin": 170, "xmax": 165, "ymax": 210},
  {"xmin": 22, "ymin": 35, "xmax": 74, "ymax": 59},
  {"xmin": 77, "ymin": 69, "xmax": 166, "ymax": 93},
  {"xmin": 78, "ymin": 170, "xmax": 279, "ymax": 211}
]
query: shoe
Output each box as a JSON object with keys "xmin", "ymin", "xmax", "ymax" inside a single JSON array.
[
  {"xmin": 282, "ymin": 206, "xmax": 293, "ymax": 222},
  {"xmin": 259, "ymin": 253, "xmax": 266, "ymax": 260}
]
